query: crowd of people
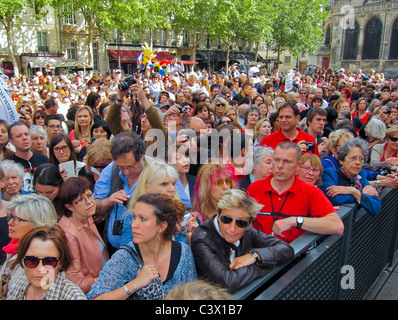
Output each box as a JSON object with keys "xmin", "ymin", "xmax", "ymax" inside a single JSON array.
[{"xmin": 0, "ymin": 60, "xmax": 398, "ymax": 300}]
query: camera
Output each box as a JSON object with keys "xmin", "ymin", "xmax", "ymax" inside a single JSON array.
[
  {"xmin": 113, "ymin": 220, "xmax": 124, "ymax": 235},
  {"xmin": 303, "ymin": 142, "xmax": 315, "ymax": 153},
  {"xmin": 178, "ymin": 106, "xmax": 187, "ymax": 113},
  {"xmin": 118, "ymin": 75, "xmax": 136, "ymax": 91}
]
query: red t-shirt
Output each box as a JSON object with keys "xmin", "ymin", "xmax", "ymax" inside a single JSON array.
[
  {"xmin": 246, "ymin": 174, "xmax": 335, "ymax": 243},
  {"xmin": 259, "ymin": 127, "xmax": 320, "ymax": 157},
  {"xmin": 381, "ymin": 143, "xmax": 398, "ymax": 162}
]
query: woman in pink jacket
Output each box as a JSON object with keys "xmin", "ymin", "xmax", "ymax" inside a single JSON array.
[{"xmin": 58, "ymin": 177, "xmax": 109, "ymax": 294}]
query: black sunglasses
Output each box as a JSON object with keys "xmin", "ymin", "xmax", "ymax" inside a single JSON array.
[
  {"xmin": 219, "ymin": 215, "xmax": 250, "ymax": 228},
  {"xmin": 389, "ymin": 137, "xmax": 398, "ymax": 142},
  {"xmin": 23, "ymin": 256, "xmax": 60, "ymax": 269},
  {"xmin": 92, "ymin": 163, "xmax": 110, "ymax": 169}
]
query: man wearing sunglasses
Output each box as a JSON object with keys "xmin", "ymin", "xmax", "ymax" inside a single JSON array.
[
  {"xmin": 191, "ymin": 189, "xmax": 294, "ymax": 293},
  {"xmin": 246, "ymin": 141, "xmax": 344, "ymax": 244}
]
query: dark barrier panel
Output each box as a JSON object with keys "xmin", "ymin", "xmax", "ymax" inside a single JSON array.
[{"xmin": 232, "ymin": 187, "xmax": 398, "ymax": 300}]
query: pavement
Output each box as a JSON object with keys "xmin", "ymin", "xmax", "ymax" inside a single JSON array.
[{"xmin": 374, "ymin": 260, "xmax": 398, "ymax": 300}]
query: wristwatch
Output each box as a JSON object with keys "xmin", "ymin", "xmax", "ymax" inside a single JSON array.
[
  {"xmin": 249, "ymin": 249, "xmax": 260, "ymax": 261},
  {"xmin": 296, "ymin": 216, "xmax": 304, "ymax": 229}
]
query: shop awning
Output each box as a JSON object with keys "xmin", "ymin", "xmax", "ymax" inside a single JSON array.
[
  {"xmin": 155, "ymin": 51, "xmax": 174, "ymax": 61},
  {"xmin": 108, "ymin": 50, "xmax": 141, "ymax": 63},
  {"xmin": 21, "ymin": 56, "xmax": 67, "ymax": 69},
  {"xmin": 182, "ymin": 60, "xmax": 198, "ymax": 65}
]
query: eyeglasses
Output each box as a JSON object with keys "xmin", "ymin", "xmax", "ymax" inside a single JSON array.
[
  {"xmin": 23, "ymin": 256, "xmax": 60, "ymax": 269},
  {"xmin": 53, "ymin": 145, "xmax": 69, "ymax": 153},
  {"xmin": 346, "ymin": 156, "xmax": 365, "ymax": 163},
  {"xmin": 216, "ymin": 177, "xmax": 232, "ymax": 187},
  {"xmin": 301, "ymin": 166, "xmax": 321, "ymax": 174},
  {"xmin": 389, "ymin": 137, "xmax": 398, "ymax": 142},
  {"xmin": 6, "ymin": 213, "xmax": 29, "ymax": 225},
  {"xmin": 73, "ymin": 192, "xmax": 94, "ymax": 206},
  {"xmin": 219, "ymin": 215, "xmax": 250, "ymax": 228},
  {"xmin": 35, "ymin": 115, "xmax": 44, "ymax": 119},
  {"xmin": 48, "ymin": 125, "xmax": 62, "ymax": 129}
]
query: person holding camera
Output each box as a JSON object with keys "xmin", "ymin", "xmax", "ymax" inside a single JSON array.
[
  {"xmin": 260, "ymin": 102, "xmax": 320, "ymax": 157},
  {"xmin": 105, "ymin": 77, "xmax": 170, "ymax": 159}
]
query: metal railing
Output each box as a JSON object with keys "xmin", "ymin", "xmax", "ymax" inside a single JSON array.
[{"xmin": 232, "ymin": 187, "xmax": 398, "ymax": 300}]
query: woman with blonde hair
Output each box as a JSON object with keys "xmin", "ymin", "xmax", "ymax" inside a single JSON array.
[
  {"xmin": 210, "ymin": 97, "xmax": 229, "ymax": 127},
  {"xmin": 69, "ymin": 105, "xmax": 94, "ymax": 150},
  {"xmin": 121, "ymin": 161, "xmax": 197, "ymax": 245},
  {"xmin": 221, "ymin": 105, "xmax": 242, "ymax": 129}
]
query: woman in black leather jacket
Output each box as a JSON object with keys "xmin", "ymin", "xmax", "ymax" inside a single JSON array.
[{"xmin": 191, "ymin": 189, "xmax": 295, "ymax": 293}]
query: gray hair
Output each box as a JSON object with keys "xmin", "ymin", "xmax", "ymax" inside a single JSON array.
[
  {"xmin": 253, "ymin": 146, "xmax": 274, "ymax": 168},
  {"xmin": 30, "ymin": 124, "xmax": 48, "ymax": 140},
  {"xmin": 337, "ymin": 137, "xmax": 368, "ymax": 162},
  {"xmin": 217, "ymin": 189, "xmax": 263, "ymax": 222},
  {"xmin": 5, "ymin": 194, "xmax": 58, "ymax": 227},
  {"xmin": 0, "ymin": 160, "xmax": 25, "ymax": 179},
  {"xmin": 365, "ymin": 118, "xmax": 386, "ymax": 140}
]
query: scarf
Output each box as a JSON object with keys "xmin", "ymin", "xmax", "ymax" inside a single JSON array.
[
  {"xmin": 2, "ymin": 238, "xmax": 19, "ymax": 255},
  {"xmin": 340, "ymin": 167, "xmax": 362, "ymax": 190}
]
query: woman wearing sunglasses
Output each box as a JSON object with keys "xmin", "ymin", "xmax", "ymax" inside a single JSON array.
[
  {"xmin": 370, "ymin": 125, "xmax": 398, "ymax": 166},
  {"xmin": 191, "ymin": 189, "xmax": 294, "ymax": 293},
  {"xmin": 7, "ymin": 226, "xmax": 87, "ymax": 300},
  {"xmin": 57, "ymin": 177, "xmax": 109, "ymax": 294},
  {"xmin": 0, "ymin": 194, "xmax": 58, "ymax": 299}
]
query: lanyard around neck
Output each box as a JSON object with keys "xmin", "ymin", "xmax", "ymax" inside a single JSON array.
[{"xmin": 269, "ymin": 191, "xmax": 291, "ymax": 224}]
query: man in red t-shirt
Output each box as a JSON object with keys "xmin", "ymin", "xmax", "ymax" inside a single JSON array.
[
  {"xmin": 260, "ymin": 102, "xmax": 320, "ymax": 157},
  {"xmin": 246, "ymin": 141, "xmax": 344, "ymax": 243}
]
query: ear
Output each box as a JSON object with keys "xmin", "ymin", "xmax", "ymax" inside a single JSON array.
[
  {"xmin": 158, "ymin": 221, "xmax": 168, "ymax": 234},
  {"xmin": 64, "ymin": 203, "xmax": 73, "ymax": 212}
]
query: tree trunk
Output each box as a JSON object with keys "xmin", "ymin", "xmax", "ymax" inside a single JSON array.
[
  {"xmin": 225, "ymin": 45, "xmax": 230, "ymax": 75},
  {"xmin": 5, "ymin": 17, "xmax": 20, "ymax": 77}
]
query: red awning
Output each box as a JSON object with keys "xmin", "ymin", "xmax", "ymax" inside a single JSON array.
[
  {"xmin": 182, "ymin": 60, "xmax": 198, "ymax": 65},
  {"xmin": 155, "ymin": 51, "xmax": 174, "ymax": 61},
  {"xmin": 108, "ymin": 50, "xmax": 141, "ymax": 63}
]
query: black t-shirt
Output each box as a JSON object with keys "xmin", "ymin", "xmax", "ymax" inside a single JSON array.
[
  {"xmin": 8, "ymin": 152, "xmax": 48, "ymax": 193},
  {"xmin": 0, "ymin": 216, "xmax": 10, "ymax": 265}
]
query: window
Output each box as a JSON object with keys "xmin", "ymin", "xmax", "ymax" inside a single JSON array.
[
  {"xmin": 63, "ymin": 4, "xmax": 77, "ymax": 25},
  {"xmin": 171, "ymin": 31, "xmax": 176, "ymax": 46},
  {"xmin": 183, "ymin": 32, "xmax": 189, "ymax": 47},
  {"xmin": 343, "ymin": 20, "xmax": 359, "ymax": 60},
  {"xmin": 389, "ymin": 18, "xmax": 398, "ymax": 60},
  {"xmin": 132, "ymin": 28, "xmax": 139, "ymax": 44},
  {"xmin": 362, "ymin": 17, "xmax": 382, "ymax": 60},
  {"xmin": 67, "ymin": 41, "xmax": 76, "ymax": 60},
  {"xmin": 160, "ymin": 30, "xmax": 166, "ymax": 46},
  {"xmin": 324, "ymin": 25, "xmax": 331, "ymax": 45},
  {"xmin": 93, "ymin": 42, "xmax": 98, "ymax": 71},
  {"xmin": 37, "ymin": 32, "xmax": 48, "ymax": 52},
  {"xmin": 284, "ymin": 56, "xmax": 291, "ymax": 64}
]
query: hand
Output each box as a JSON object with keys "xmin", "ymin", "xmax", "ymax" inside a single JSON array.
[
  {"xmin": 297, "ymin": 140, "xmax": 308, "ymax": 153},
  {"xmin": 133, "ymin": 265, "xmax": 160, "ymax": 290},
  {"xmin": 59, "ymin": 168, "xmax": 68, "ymax": 181},
  {"xmin": 326, "ymin": 185, "xmax": 354, "ymax": 197},
  {"xmin": 71, "ymin": 140, "xmax": 82, "ymax": 153},
  {"xmin": 163, "ymin": 105, "xmax": 180, "ymax": 119},
  {"xmin": 363, "ymin": 184, "xmax": 378, "ymax": 197},
  {"xmin": 229, "ymin": 253, "xmax": 256, "ymax": 270},
  {"xmin": 318, "ymin": 141, "xmax": 327, "ymax": 154},
  {"xmin": 380, "ymin": 174, "xmax": 398, "ymax": 188},
  {"xmin": 271, "ymin": 217, "xmax": 296, "ymax": 237},
  {"xmin": 107, "ymin": 190, "xmax": 130, "ymax": 207}
]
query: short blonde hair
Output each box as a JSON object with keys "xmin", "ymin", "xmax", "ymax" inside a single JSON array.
[
  {"xmin": 326, "ymin": 129, "xmax": 354, "ymax": 152},
  {"xmin": 217, "ymin": 189, "xmax": 262, "ymax": 222},
  {"xmin": 85, "ymin": 138, "xmax": 113, "ymax": 173},
  {"xmin": 128, "ymin": 161, "xmax": 180, "ymax": 210},
  {"xmin": 164, "ymin": 280, "xmax": 232, "ymax": 300}
]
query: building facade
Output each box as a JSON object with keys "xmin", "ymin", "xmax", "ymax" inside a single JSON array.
[{"xmin": 317, "ymin": 0, "xmax": 398, "ymax": 78}]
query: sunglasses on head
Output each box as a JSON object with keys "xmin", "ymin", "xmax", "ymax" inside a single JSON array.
[
  {"xmin": 216, "ymin": 177, "xmax": 232, "ymax": 187},
  {"xmin": 389, "ymin": 137, "xmax": 398, "ymax": 142},
  {"xmin": 219, "ymin": 215, "xmax": 250, "ymax": 228},
  {"xmin": 23, "ymin": 256, "xmax": 60, "ymax": 269}
]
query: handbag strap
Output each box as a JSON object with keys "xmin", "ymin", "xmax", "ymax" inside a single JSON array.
[{"xmin": 120, "ymin": 244, "xmax": 143, "ymax": 266}]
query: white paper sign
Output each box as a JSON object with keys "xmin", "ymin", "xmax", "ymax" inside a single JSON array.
[
  {"xmin": 285, "ymin": 69, "xmax": 294, "ymax": 92},
  {"xmin": 0, "ymin": 72, "xmax": 19, "ymax": 124}
]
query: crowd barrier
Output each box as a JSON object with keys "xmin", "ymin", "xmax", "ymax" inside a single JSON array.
[{"xmin": 232, "ymin": 187, "xmax": 398, "ymax": 300}]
